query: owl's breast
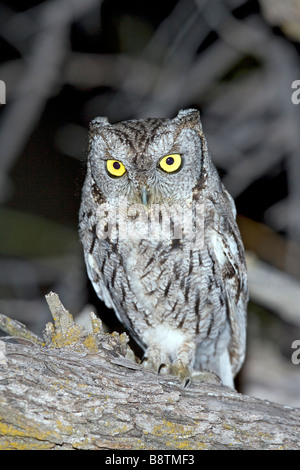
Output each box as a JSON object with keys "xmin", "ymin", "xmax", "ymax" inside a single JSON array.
[
  {"xmin": 111, "ymin": 235, "xmax": 224, "ymax": 340},
  {"xmin": 82, "ymin": 197, "xmax": 231, "ymax": 350}
]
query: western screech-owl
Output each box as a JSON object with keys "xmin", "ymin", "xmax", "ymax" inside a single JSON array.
[{"xmin": 79, "ymin": 109, "xmax": 248, "ymax": 388}]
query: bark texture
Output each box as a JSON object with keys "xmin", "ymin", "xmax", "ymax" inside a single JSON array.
[{"xmin": 0, "ymin": 292, "xmax": 299, "ymax": 450}]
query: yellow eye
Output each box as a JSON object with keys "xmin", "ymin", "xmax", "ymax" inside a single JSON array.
[
  {"xmin": 106, "ymin": 159, "xmax": 126, "ymax": 177},
  {"xmin": 159, "ymin": 154, "xmax": 182, "ymax": 173}
]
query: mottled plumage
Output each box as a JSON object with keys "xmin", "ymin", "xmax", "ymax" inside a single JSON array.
[{"xmin": 79, "ymin": 109, "xmax": 248, "ymax": 387}]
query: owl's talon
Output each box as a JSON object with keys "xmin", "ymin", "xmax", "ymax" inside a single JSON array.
[
  {"xmin": 183, "ymin": 377, "xmax": 191, "ymax": 388},
  {"xmin": 141, "ymin": 357, "xmax": 166, "ymax": 374},
  {"xmin": 168, "ymin": 364, "xmax": 222, "ymax": 387},
  {"xmin": 158, "ymin": 363, "xmax": 168, "ymax": 374},
  {"xmin": 141, "ymin": 357, "xmax": 150, "ymax": 370},
  {"xmin": 168, "ymin": 363, "xmax": 192, "ymax": 386}
]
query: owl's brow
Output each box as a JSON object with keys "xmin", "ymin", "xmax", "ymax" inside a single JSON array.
[
  {"xmin": 102, "ymin": 126, "xmax": 139, "ymax": 158},
  {"xmin": 114, "ymin": 119, "xmax": 168, "ymax": 153}
]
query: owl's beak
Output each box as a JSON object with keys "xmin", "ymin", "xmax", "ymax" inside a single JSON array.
[{"xmin": 140, "ymin": 186, "xmax": 150, "ymax": 207}]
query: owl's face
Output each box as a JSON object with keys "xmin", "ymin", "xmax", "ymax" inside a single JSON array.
[{"xmin": 88, "ymin": 109, "xmax": 205, "ymax": 206}]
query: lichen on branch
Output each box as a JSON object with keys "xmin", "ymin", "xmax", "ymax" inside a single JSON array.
[
  {"xmin": 0, "ymin": 292, "xmax": 300, "ymax": 450},
  {"xmin": 0, "ymin": 291, "xmax": 131, "ymax": 358}
]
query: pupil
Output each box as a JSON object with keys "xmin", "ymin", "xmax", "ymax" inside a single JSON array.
[
  {"xmin": 166, "ymin": 157, "xmax": 174, "ymax": 165},
  {"xmin": 113, "ymin": 161, "xmax": 121, "ymax": 170}
]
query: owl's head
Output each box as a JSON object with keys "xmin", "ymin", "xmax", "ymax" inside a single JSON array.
[{"xmin": 87, "ymin": 108, "xmax": 211, "ymax": 206}]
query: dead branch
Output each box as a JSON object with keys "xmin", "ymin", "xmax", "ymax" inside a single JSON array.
[
  {"xmin": 0, "ymin": 292, "xmax": 299, "ymax": 450},
  {"xmin": 0, "ymin": 0, "xmax": 101, "ymax": 203},
  {"xmin": 246, "ymin": 252, "xmax": 300, "ymax": 325}
]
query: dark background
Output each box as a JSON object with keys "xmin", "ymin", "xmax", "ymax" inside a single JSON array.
[{"xmin": 1, "ymin": 0, "xmax": 300, "ymax": 405}]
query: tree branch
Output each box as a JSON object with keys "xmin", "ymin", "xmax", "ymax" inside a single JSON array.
[{"xmin": 0, "ymin": 292, "xmax": 299, "ymax": 450}]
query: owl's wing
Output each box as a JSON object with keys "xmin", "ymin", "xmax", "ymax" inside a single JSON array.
[
  {"xmin": 208, "ymin": 189, "xmax": 248, "ymax": 376},
  {"xmin": 85, "ymin": 250, "xmax": 115, "ymax": 310}
]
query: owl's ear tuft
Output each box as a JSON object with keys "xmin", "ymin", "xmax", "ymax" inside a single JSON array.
[
  {"xmin": 89, "ymin": 116, "xmax": 110, "ymax": 132},
  {"xmin": 175, "ymin": 108, "xmax": 202, "ymax": 132}
]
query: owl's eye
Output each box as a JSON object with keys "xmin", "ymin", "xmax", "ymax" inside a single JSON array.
[
  {"xmin": 106, "ymin": 159, "xmax": 126, "ymax": 177},
  {"xmin": 159, "ymin": 154, "xmax": 182, "ymax": 173}
]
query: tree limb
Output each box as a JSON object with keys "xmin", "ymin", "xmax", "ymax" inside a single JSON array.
[{"xmin": 0, "ymin": 292, "xmax": 299, "ymax": 450}]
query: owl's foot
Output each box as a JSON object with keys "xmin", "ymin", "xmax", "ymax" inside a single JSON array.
[
  {"xmin": 142, "ymin": 341, "xmax": 199, "ymax": 387},
  {"xmin": 168, "ymin": 362, "xmax": 193, "ymax": 387},
  {"xmin": 166, "ymin": 364, "xmax": 221, "ymax": 387},
  {"xmin": 142, "ymin": 358, "xmax": 191, "ymax": 386},
  {"xmin": 141, "ymin": 345, "xmax": 169, "ymax": 375},
  {"xmin": 189, "ymin": 369, "xmax": 222, "ymax": 386},
  {"xmin": 143, "ymin": 357, "xmax": 222, "ymax": 387}
]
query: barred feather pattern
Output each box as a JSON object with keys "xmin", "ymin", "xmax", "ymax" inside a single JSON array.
[{"xmin": 79, "ymin": 109, "xmax": 248, "ymax": 387}]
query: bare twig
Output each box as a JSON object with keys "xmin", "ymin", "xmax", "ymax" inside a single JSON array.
[{"xmin": 0, "ymin": 0, "xmax": 101, "ymax": 202}]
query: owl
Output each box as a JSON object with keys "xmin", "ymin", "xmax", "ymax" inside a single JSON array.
[{"xmin": 79, "ymin": 109, "xmax": 248, "ymax": 388}]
